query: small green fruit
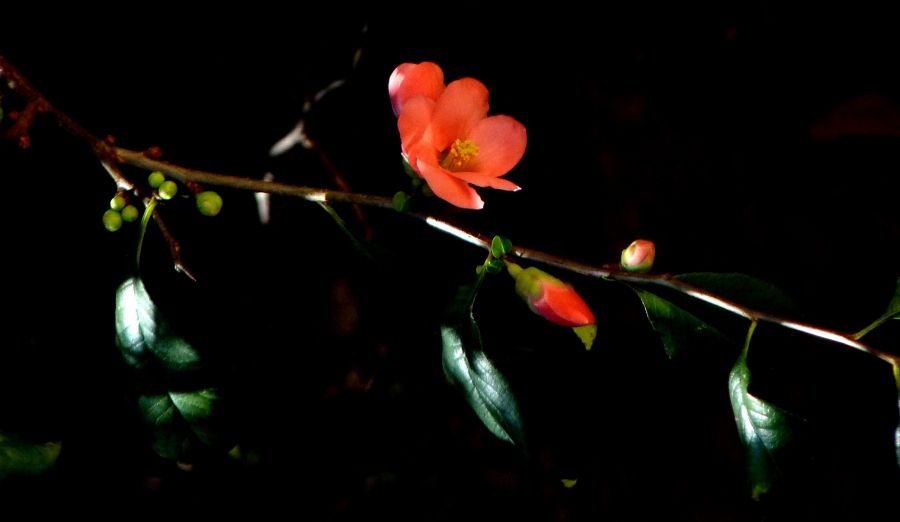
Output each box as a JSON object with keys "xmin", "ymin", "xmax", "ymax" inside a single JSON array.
[
  {"xmin": 103, "ymin": 209, "xmax": 123, "ymax": 232},
  {"xmin": 196, "ymin": 191, "xmax": 223, "ymax": 216},
  {"xmin": 158, "ymin": 180, "xmax": 178, "ymax": 200},
  {"xmin": 110, "ymin": 194, "xmax": 127, "ymax": 210},
  {"xmin": 121, "ymin": 204, "xmax": 140, "ymax": 222},
  {"xmin": 148, "ymin": 171, "xmax": 166, "ymax": 188}
]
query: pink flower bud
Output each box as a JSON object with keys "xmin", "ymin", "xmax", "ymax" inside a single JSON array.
[
  {"xmin": 621, "ymin": 239, "xmax": 655, "ymax": 272},
  {"xmin": 507, "ymin": 263, "xmax": 595, "ymax": 327}
]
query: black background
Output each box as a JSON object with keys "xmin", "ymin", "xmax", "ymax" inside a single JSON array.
[{"xmin": 2, "ymin": 5, "xmax": 899, "ymax": 519}]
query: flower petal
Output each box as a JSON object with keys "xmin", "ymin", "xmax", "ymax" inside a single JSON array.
[
  {"xmin": 416, "ymin": 157, "xmax": 484, "ymax": 209},
  {"xmin": 449, "ymin": 171, "xmax": 520, "ymax": 191},
  {"xmin": 431, "ymin": 78, "xmax": 489, "ymax": 151},
  {"xmin": 389, "ymin": 62, "xmax": 445, "ymax": 116},
  {"xmin": 532, "ymin": 282, "xmax": 596, "ymax": 327},
  {"xmin": 398, "ymin": 96, "xmax": 436, "ymax": 163},
  {"xmin": 467, "ymin": 115, "xmax": 527, "ymax": 177}
]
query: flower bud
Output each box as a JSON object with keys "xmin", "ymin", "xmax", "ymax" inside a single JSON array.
[
  {"xmin": 506, "ymin": 262, "xmax": 595, "ymax": 327},
  {"xmin": 102, "ymin": 209, "xmax": 123, "ymax": 232},
  {"xmin": 196, "ymin": 191, "xmax": 223, "ymax": 216},
  {"xmin": 121, "ymin": 204, "xmax": 140, "ymax": 222},
  {"xmin": 148, "ymin": 171, "xmax": 166, "ymax": 188},
  {"xmin": 621, "ymin": 239, "xmax": 655, "ymax": 272},
  {"xmin": 158, "ymin": 180, "xmax": 178, "ymax": 200}
]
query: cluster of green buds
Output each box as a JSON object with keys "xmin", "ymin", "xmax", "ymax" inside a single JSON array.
[
  {"xmin": 102, "ymin": 194, "xmax": 140, "ymax": 232},
  {"xmin": 103, "ymin": 171, "xmax": 224, "ymax": 232}
]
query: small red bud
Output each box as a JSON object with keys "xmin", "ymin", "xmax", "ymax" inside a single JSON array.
[
  {"xmin": 143, "ymin": 146, "xmax": 163, "ymax": 159},
  {"xmin": 621, "ymin": 239, "xmax": 656, "ymax": 273}
]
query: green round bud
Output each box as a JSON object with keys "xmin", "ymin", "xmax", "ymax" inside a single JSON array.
[
  {"xmin": 196, "ymin": 191, "xmax": 223, "ymax": 216},
  {"xmin": 148, "ymin": 171, "xmax": 166, "ymax": 188},
  {"xmin": 121, "ymin": 204, "xmax": 140, "ymax": 222},
  {"xmin": 103, "ymin": 209, "xmax": 123, "ymax": 232},
  {"xmin": 158, "ymin": 180, "xmax": 178, "ymax": 200},
  {"xmin": 110, "ymin": 194, "xmax": 127, "ymax": 210}
]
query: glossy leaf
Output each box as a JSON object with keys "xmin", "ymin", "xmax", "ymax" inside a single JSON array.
[
  {"xmin": 138, "ymin": 388, "xmax": 222, "ymax": 461},
  {"xmin": 635, "ymin": 289, "xmax": 729, "ymax": 358},
  {"xmin": 889, "ymin": 277, "xmax": 900, "ymax": 319},
  {"xmin": 115, "ymin": 277, "xmax": 225, "ymax": 461},
  {"xmin": 0, "ymin": 432, "xmax": 61, "ymax": 479},
  {"xmin": 442, "ymin": 280, "xmax": 526, "ymax": 449},
  {"xmin": 115, "ymin": 277, "xmax": 201, "ymax": 372},
  {"xmin": 729, "ymin": 326, "xmax": 792, "ymax": 500},
  {"xmin": 676, "ymin": 273, "xmax": 797, "ymax": 316}
]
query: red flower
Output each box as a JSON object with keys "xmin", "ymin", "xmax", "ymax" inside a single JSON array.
[
  {"xmin": 389, "ymin": 62, "xmax": 527, "ymax": 209},
  {"xmin": 507, "ymin": 263, "xmax": 595, "ymax": 328}
]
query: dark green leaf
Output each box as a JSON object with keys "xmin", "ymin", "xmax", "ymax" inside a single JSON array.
[
  {"xmin": 635, "ymin": 289, "xmax": 730, "ymax": 358},
  {"xmin": 138, "ymin": 388, "xmax": 222, "ymax": 461},
  {"xmin": 442, "ymin": 280, "xmax": 526, "ymax": 449},
  {"xmin": 115, "ymin": 277, "xmax": 201, "ymax": 372},
  {"xmin": 888, "ymin": 278, "xmax": 900, "ymax": 319},
  {"xmin": 729, "ymin": 351, "xmax": 792, "ymax": 500},
  {"xmin": 676, "ymin": 273, "xmax": 798, "ymax": 316},
  {"xmin": 441, "ymin": 324, "xmax": 525, "ymax": 448},
  {"xmin": 0, "ymin": 432, "xmax": 61, "ymax": 479}
]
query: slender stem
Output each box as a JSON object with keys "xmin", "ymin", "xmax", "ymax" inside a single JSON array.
[
  {"xmin": 2, "ymin": 53, "xmax": 896, "ymax": 367},
  {"xmin": 316, "ymin": 202, "xmax": 373, "ymax": 261},
  {"xmin": 742, "ymin": 320, "xmax": 759, "ymax": 359},
  {"xmin": 853, "ymin": 310, "xmax": 899, "ymax": 340},
  {"xmin": 136, "ymin": 198, "xmax": 159, "ymax": 272}
]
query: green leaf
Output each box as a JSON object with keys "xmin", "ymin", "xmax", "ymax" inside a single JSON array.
[
  {"xmin": 115, "ymin": 277, "xmax": 201, "ymax": 372},
  {"xmin": 729, "ymin": 325, "xmax": 792, "ymax": 500},
  {"xmin": 442, "ymin": 280, "xmax": 526, "ymax": 449},
  {"xmin": 635, "ymin": 289, "xmax": 730, "ymax": 358},
  {"xmin": 0, "ymin": 433, "xmax": 61, "ymax": 479},
  {"xmin": 138, "ymin": 388, "xmax": 222, "ymax": 461},
  {"xmin": 888, "ymin": 277, "xmax": 900, "ymax": 319},
  {"xmin": 676, "ymin": 273, "xmax": 797, "ymax": 316},
  {"xmin": 490, "ymin": 236, "xmax": 514, "ymax": 258}
]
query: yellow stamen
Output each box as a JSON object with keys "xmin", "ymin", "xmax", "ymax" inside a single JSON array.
[{"xmin": 440, "ymin": 139, "xmax": 479, "ymax": 171}]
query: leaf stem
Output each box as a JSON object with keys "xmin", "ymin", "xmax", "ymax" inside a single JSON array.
[
  {"xmin": 136, "ymin": 198, "xmax": 158, "ymax": 273},
  {"xmin": 742, "ymin": 320, "xmax": 758, "ymax": 359},
  {"xmin": 853, "ymin": 310, "xmax": 900, "ymax": 340}
]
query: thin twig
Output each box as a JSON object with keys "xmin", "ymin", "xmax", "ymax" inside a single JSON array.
[
  {"xmin": 2, "ymin": 54, "xmax": 191, "ymax": 276},
  {"xmin": 150, "ymin": 207, "xmax": 196, "ymax": 281},
  {"xmin": 3, "ymin": 53, "xmax": 896, "ymax": 367},
  {"xmin": 269, "ymin": 24, "xmax": 373, "ymax": 240}
]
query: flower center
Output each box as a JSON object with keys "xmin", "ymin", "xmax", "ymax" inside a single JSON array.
[{"xmin": 440, "ymin": 139, "xmax": 479, "ymax": 171}]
